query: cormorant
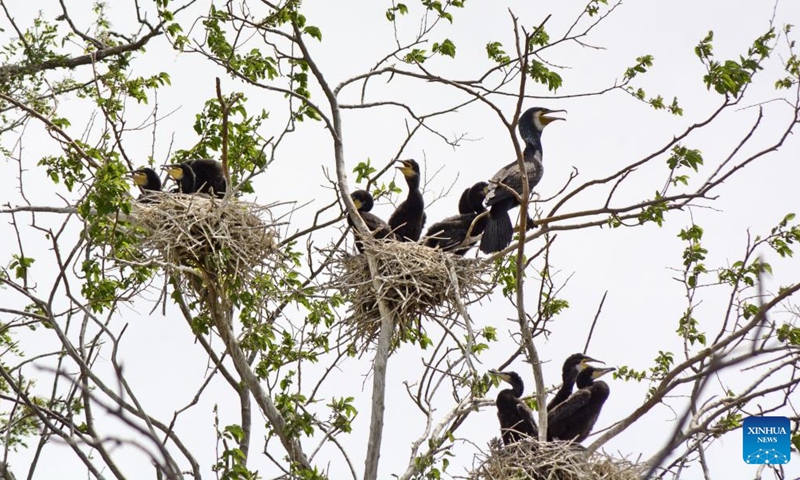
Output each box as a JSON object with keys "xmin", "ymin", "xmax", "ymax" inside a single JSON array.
[
  {"xmin": 162, "ymin": 163, "xmax": 196, "ymax": 194},
  {"xmin": 422, "ymin": 181, "xmax": 488, "ymax": 255},
  {"xmin": 348, "ymin": 190, "xmax": 393, "ymax": 253},
  {"xmin": 188, "ymin": 159, "xmax": 227, "ymax": 197},
  {"xmin": 547, "ymin": 353, "xmax": 603, "ymax": 412},
  {"xmin": 489, "ymin": 369, "xmax": 539, "ymax": 445},
  {"xmin": 131, "ymin": 167, "xmax": 162, "ymax": 192},
  {"xmin": 479, "ymin": 107, "xmax": 565, "ymax": 254},
  {"xmin": 162, "ymin": 159, "xmax": 227, "ymax": 197},
  {"xmin": 547, "ymin": 366, "xmax": 615, "ymax": 442},
  {"xmin": 388, "ymin": 159, "xmax": 425, "ymax": 242}
]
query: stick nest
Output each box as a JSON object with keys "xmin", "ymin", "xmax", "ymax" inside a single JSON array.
[
  {"xmin": 129, "ymin": 193, "xmax": 279, "ymax": 284},
  {"xmin": 470, "ymin": 438, "xmax": 644, "ymax": 480},
  {"xmin": 328, "ymin": 237, "xmax": 493, "ymax": 349}
]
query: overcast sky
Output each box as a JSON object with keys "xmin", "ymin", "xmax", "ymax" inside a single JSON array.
[{"xmin": 2, "ymin": 0, "xmax": 800, "ymax": 479}]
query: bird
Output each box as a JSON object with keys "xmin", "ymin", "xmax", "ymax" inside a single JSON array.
[
  {"xmin": 348, "ymin": 190, "xmax": 393, "ymax": 253},
  {"xmin": 131, "ymin": 167, "xmax": 162, "ymax": 193},
  {"xmin": 488, "ymin": 369, "xmax": 539, "ymax": 445},
  {"xmin": 546, "ymin": 353, "xmax": 603, "ymax": 412},
  {"xmin": 162, "ymin": 159, "xmax": 227, "ymax": 197},
  {"xmin": 162, "ymin": 163, "xmax": 196, "ymax": 194},
  {"xmin": 422, "ymin": 181, "xmax": 488, "ymax": 255},
  {"xmin": 547, "ymin": 365, "xmax": 615, "ymax": 442},
  {"xmin": 388, "ymin": 159, "xmax": 426, "ymax": 242},
  {"xmin": 187, "ymin": 159, "xmax": 227, "ymax": 197},
  {"xmin": 479, "ymin": 107, "xmax": 566, "ymax": 254}
]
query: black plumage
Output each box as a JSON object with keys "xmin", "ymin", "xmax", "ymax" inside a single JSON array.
[
  {"xmin": 547, "ymin": 353, "xmax": 602, "ymax": 412},
  {"xmin": 423, "ymin": 181, "xmax": 488, "ymax": 255},
  {"xmin": 348, "ymin": 190, "xmax": 393, "ymax": 253},
  {"xmin": 388, "ymin": 159, "xmax": 426, "ymax": 242},
  {"xmin": 162, "ymin": 159, "xmax": 227, "ymax": 197},
  {"xmin": 547, "ymin": 366, "xmax": 615, "ymax": 442},
  {"xmin": 489, "ymin": 369, "xmax": 539, "ymax": 445},
  {"xmin": 188, "ymin": 159, "xmax": 227, "ymax": 197},
  {"xmin": 480, "ymin": 107, "xmax": 565, "ymax": 254}
]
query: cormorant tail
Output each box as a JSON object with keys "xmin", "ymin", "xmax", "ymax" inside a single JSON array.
[{"xmin": 479, "ymin": 206, "xmax": 513, "ymax": 253}]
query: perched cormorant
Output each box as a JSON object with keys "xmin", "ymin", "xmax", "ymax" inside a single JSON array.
[
  {"xmin": 547, "ymin": 353, "xmax": 603, "ymax": 412},
  {"xmin": 422, "ymin": 181, "xmax": 488, "ymax": 255},
  {"xmin": 348, "ymin": 190, "xmax": 393, "ymax": 253},
  {"xmin": 131, "ymin": 167, "xmax": 162, "ymax": 192},
  {"xmin": 547, "ymin": 366, "xmax": 615, "ymax": 442},
  {"xmin": 388, "ymin": 159, "xmax": 426, "ymax": 242},
  {"xmin": 489, "ymin": 369, "xmax": 539, "ymax": 445},
  {"xmin": 162, "ymin": 159, "xmax": 227, "ymax": 197},
  {"xmin": 479, "ymin": 107, "xmax": 565, "ymax": 254}
]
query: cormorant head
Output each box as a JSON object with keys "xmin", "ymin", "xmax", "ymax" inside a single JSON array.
[
  {"xmin": 457, "ymin": 181, "xmax": 489, "ymax": 214},
  {"xmin": 469, "ymin": 181, "xmax": 489, "ymax": 210},
  {"xmin": 131, "ymin": 167, "xmax": 162, "ymax": 191},
  {"xmin": 489, "ymin": 369, "xmax": 525, "ymax": 396},
  {"xmin": 562, "ymin": 353, "xmax": 603, "ymax": 376},
  {"xmin": 162, "ymin": 163, "xmax": 191, "ymax": 180},
  {"xmin": 395, "ymin": 159, "xmax": 421, "ymax": 179},
  {"xmin": 575, "ymin": 366, "xmax": 616, "ymax": 388},
  {"xmin": 519, "ymin": 107, "xmax": 566, "ymax": 140},
  {"xmin": 350, "ymin": 190, "xmax": 374, "ymax": 212}
]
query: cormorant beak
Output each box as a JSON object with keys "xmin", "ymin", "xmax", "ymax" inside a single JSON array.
[
  {"xmin": 395, "ymin": 160, "xmax": 415, "ymax": 177},
  {"xmin": 161, "ymin": 165, "xmax": 184, "ymax": 180},
  {"xmin": 580, "ymin": 356, "xmax": 604, "ymax": 369},
  {"xmin": 540, "ymin": 109, "xmax": 567, "ymax": 125},
  {"xmin": 130, "ymin": 171, "xmax": 147, "ymax": 186},
  {"xmin": 592, "ymin": 367, "xmax": 616, "ymax": 379},
  {"xmin": 352, "ymin": 198, "xmax": 363, "ymax": 209},
  {"xmin": 488, "ymin": 369, "xmax": 511, "ymax": 383}
]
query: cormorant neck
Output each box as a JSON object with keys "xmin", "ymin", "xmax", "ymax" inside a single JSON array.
[
  {"xmin": 405, "ymin": 174, "xmax": 420, "ymax": 194},
  {"xmin": 522, "ymin": 133, "xmax": 543, "ymax": 162},
  {"xmin": 510, "ymin": 379, "xmax": 524, "ymax": 398},
  {"xmin": 181, "ymin": 168, "xmax": 196, "ymax": 193}
]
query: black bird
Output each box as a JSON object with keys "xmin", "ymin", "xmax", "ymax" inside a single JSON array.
[
  {"xmin": 162, "ymin": 159, "xmax": 227, "ymax": 197},
  {"xmin": 547, "ymin": 366, "xmax": 615, "ymax": 442},
  {"xmin": 162, "ymin": 163, "xmax": 196, "ymax": 194},
  {"xmin": 479, "ymin": 107, "xmax": 565, "ymax": 254},
  {"xmin": 489, "ymin": 369, "xmax": 539, "ymax": 445},
  {"xmin": 348, "ymin": 190, "xmax": 393, "ymax": 253},
  {"xmin": 547, "ymin": 353, "xmax": 603, "ymax": 412},
  {"xmin": 188, "ymin": 159, "xmax": 227, "ymax": 197},
  {"xmin": 388, "ymin": 159, "xmax": 426, "ymax": 242},
  {"xmin": 131, "ymin": 167, "xmax": 163, "ymax": 203},
  {"xmin": 131, "ymin": 167, "xmax": 162, "ymax": 193},
  {"xmin": 423, "ymin": 181, "xmax": 488, "ymax": 255}
]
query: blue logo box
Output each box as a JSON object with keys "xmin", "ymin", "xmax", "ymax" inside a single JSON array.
[{"xmin": 742, "ymin": 416, "xmax": 790, "ymax": 465}]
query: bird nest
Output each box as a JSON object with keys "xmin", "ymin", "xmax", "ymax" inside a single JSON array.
[
  {"xmin": 470, "ymin": 438, "xmax": 643, "ymax": 480},
  {"xmin": 327, "ymin": 237, "xmax": 493, "ymax": 350},
  {"xmin": 129, "ymin": 192, "xmax": 279, "ymax": 287}
]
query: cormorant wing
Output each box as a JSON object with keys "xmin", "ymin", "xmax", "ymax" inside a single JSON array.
[
  {"xmin": 485, "ymin": 152, "xmax": 543, "ymax": 207},
  {"xmin": 547, "ymin": 389, "xmax": 591, "ymax": 426}
]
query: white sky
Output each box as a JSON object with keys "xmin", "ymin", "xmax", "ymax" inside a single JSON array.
[{"xmin": 2, "ymin": 0, "xmax": 800, "ymax": 479}]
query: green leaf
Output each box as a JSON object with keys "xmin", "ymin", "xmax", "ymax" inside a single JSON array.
[
  {"xmin": 432, "ymin": 39, "xmax": 456, "ymax": 58},
  {"xmin": 304, "ymin": 25, "xmax": 322, "ymax": 41}
]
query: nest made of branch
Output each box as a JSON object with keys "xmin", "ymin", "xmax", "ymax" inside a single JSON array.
[
  {"xmin": 327, "ymin": 236, "xmax": 493, "ymax": 349},
  {"xmin": 130, "ymin": 192, "xmax": 279, "ymax": 283},
  {"xmin": 470, "ymin": 438, "xmax": 644, "ymax": 480}
]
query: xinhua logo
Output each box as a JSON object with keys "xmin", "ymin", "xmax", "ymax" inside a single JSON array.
[{"xmin": 742, "ymin": 416, "xmax": 791, "ymax": 465}]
